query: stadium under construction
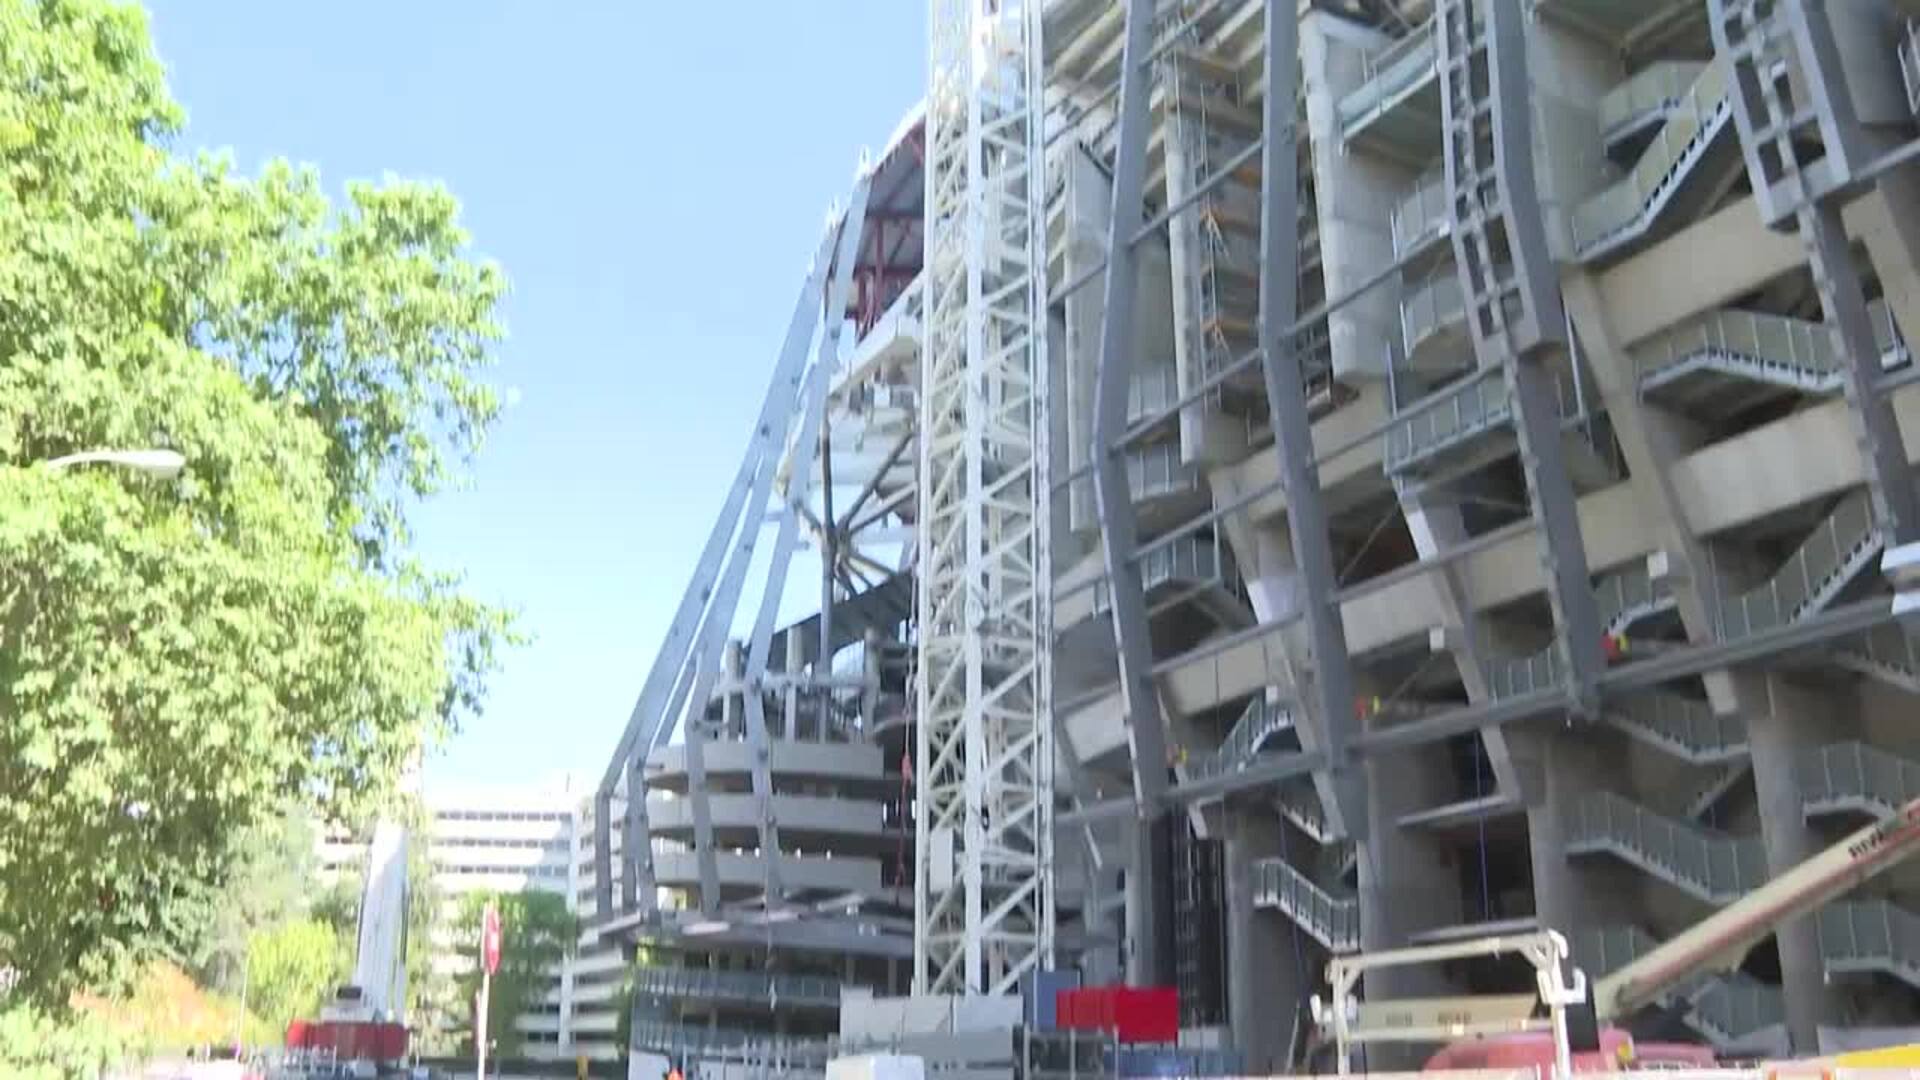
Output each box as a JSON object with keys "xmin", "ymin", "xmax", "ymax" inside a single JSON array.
[{"xmin": 582, "ymin": 0, "xmax": 1920, "ymax": 1072}]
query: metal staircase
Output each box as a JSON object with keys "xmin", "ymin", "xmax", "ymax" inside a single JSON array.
[
  {"xmin": 1382, "ymin": 365, "xmax": 1595, "ymax": 481},
  {"xmin": 1571, "ymin": 925, "xmax": 1786, "ymax": 1049},
  {"xmin": 1636, "ymin": 299, "xmax": 1907, "ymax": 413},
  {"xmin": 1185, "ymin": 696, "xmax": 1294, "ymax": 784},
  {"xmin": 1275, "ymin": 778, "xmax": 1336, "ymax": 845},
  {"xmin": 1567, "ymin": 790, "xmax": 1767, "ymax": 903},
  {"xmin": 1599, "ymin": 60, "xmax": 1709, "ymax": 156},
  {"xmin": 1819, "ymin": 899, "xmax": 1920, "ymax": 991},
  {"xmin": 1480, "ymin": 564, "xmax": 1677, "ymax": 705},
  {"xmin": 1799, "ymin": 741, "xmax": 1920, "ymax": 822},
  {"xmin": 1251, "ymin": 855, "xmax": 1359, "ymax": 953},
  {"xmin": 1603, "ymin": 692, "xmax": 1748, "ymax": 765},
  {"xmin": 1834, "ymin": 620, "xmax": 1920, "ymax": 694},
  {"xmin": 1595, "ymin": 560, "xmax": 1678, "ymax": 637},
  {"xmin": 1712, "ymin": 491, "xmax": 1881, "ymax": 641},
  {"xmin": 1572, "ymin": 59, "xmax": 1739, "ymax": 261}
]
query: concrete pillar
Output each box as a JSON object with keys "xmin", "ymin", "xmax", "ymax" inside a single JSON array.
[
  {"xmin": 1299, "ymin": 12, "xmax": 1402, "ymax": 380},
  {"xmin": 1124, "ymin": 814, "xmax": 1170, "ymax": 986},
  {"xmin": 1357, "ymin": 740, "xmax": 1464, "ymax": 979},
  {"xmin": 1223, "ymin": 809, "xmax": 1307, "ymax": 1073},
  {"xmin": 1746, "ymin": 673, "xmax": 1851, "ymax": 1051},
  {"xmin": 1356, "ymin": 734, "xmax": 1463, "ymax": 1072},
  {"xmin": 1511, "ymin": 725, "xmax": 1624, "ymax": 936}
]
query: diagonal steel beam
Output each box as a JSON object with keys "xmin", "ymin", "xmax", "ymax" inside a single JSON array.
[
  {"xmin": 1087, "ymin": 0, "xmax": 1172, "ymax": 987},
  {"xmin": 594, "ymin": 223, "xmax": 841, "ymax": 920},
  {"xmin": 1255, "ymin": 0, "xmax": 1366, "ymax": 841}
]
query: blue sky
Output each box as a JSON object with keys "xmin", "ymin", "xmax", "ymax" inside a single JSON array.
[{"xmin": 147, "ymin": 3, "xmax": 925, "ymax": 786}]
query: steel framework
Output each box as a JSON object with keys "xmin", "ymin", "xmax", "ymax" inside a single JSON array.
[{"xmin": 914, "ymin": 0, "xmax": 1055, "ymax": 995}]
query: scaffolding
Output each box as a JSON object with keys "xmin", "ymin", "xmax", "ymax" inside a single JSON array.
[{"xmin": 914, "ymin": 0, "xmax": 1056, "ymax": 997}]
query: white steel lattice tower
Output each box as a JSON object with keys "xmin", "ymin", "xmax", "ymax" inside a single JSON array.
[{"xmin": 915, "ymin": 0, "xmax": 1054, "ymax": 996}]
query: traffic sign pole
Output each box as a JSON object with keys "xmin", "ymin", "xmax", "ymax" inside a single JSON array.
[{"xmin": 477, "ymin": 902, "xmax": 502, "ymax": 1080}]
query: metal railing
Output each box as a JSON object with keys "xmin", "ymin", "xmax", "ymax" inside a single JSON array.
[
  {"xmin": 1570, "ymin": 925, "xmax": 1785, "ymax": 1046},
  {"xmin": 1594, "ymin": 560, "xmax": 1674, "ymax": 635},
  {"xmin": 1252, "ymin": 856, "xmax": 1359, "ymax": 952},
  {"xmin": 1336, "ymin": 18, "xmax": 1437, "ymax": 136},
  {"xmin": 1835, "ymin": 619, "xmax": 1920, "ymax": 683},
  {"xmin": 1818, "ymin": 899, "xmax": 1920, "ymax": 984},
  {"xmin": 1390, "ymin": 168, "xmax": 1450, "ymax": 259},
  {"xmin": 1399, "ymin": 269, "xmax": 1468, "ymax": 364},
  {"xmin": 1275, "ymin": 778, "xmax": 1334, "ymax": 844},
  {"xmin": 1637, "ymin": 299, "xmax": 1906, "ymax": 393},
  {"xmin": 1486, "ymin": 644, "xmax": 1563, "ymax": 701},
  {"xmin": 1688, "ymin": 973, "xmax": 1787, "ymax": 1047},
  {"xmin": 1605, "ymin": 692, "xmax": 1748, "ymax": 764},
  {"xmin": 1712, "ymin": 491, "xmax": 1880, "ymax": 641},
  {"xmin": 1090, "ymin": 529, "xmax": 1242, "ymax": 617},
  {"xmin": 1127, "ymin": 363, "xmax": 1181, "ymax": 421},
  {"xmin": 1571, "ymin": 60, "xmax": 1733, "ymax": 256},
  {"xmin": 630, "ymin": 964, "xmax": 844, "ymax": 1009},
  {"xmin": 1799, "ymin": 741, "xmax": 1920, "ymax": 819},
  {"xmin": 1569, "ymin": 790, "xmax": 1765, "ymax": 903},
  {"xmin": 1186, "ymin": 696, "xmax": 1294, "ymax": 783},
  {"xmin": 1384, "ymin": 360, "xmax": 1586, "ymax": 474},
  {"xmin": 1571, "ymin": 924, "xmax": 1661, "ymax": 977},
  {"xmin": 1684, "ymin": 762, "xmax": 1751, "ymax": 821},
  {"xmin": 1598, "ymin": 60, "xmax": 1708, "ymax": 145}
]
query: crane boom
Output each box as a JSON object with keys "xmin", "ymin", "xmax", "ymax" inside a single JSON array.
[
  {"xmin": 349, "ymin": 819, "xmax": 410, "ymax": 1019},
  {"xmin": 1594, "ymin": 796, "xmax": 1920, "ymax": 1021}
]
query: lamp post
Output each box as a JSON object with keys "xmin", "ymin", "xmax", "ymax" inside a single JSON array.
[{"xmin": 41, "ymin": 448, "xmax": 186, "ymax": 479}]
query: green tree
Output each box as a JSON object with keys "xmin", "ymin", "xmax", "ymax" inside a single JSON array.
[
  {"xmin": 0, "ymin": 0, "xmax": 513, "ymax": 1006},
  {"xmin": 191, "ymin": 807, "xmax": 322, "ymax": 995},
  {"xmin": 243, "ymin": 919, "xmax": 348, "ymax": 1038},
  {"xmin": 451, "ymin": 890, "xmax": 577, "ymax": 1059}
]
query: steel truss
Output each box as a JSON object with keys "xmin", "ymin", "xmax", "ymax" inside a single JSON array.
[
  {"xmin": 915, "ymin": 0, "xmax": 1055, "ymax": 996},
  {"xmin": 593, "ymin": 175, "xmax": 870, "ymax": 926}
]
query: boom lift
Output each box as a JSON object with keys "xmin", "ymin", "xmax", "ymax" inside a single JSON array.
[
  {"xmin": 1309, "ymin": 795, "xmax": 1920, "ymax": 1072},
  {"xmin": 282, "ymin": 818, "xmax": 413, "ymax": 1076}
]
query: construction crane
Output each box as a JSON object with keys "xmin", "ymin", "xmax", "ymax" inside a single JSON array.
[
  {"xmin": 281, "ymin": 818, "xmax": 413, "ymax": 1077},
  {"xmin": 1309, "ymin": 795, "xmax": 1920, "ymax": 1073}
]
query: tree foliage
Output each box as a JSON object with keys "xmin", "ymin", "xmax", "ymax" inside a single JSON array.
[
  {"xmin": 243, "ymin": 919, "xmax": 347, "ymax": 1038},
  {"xmin": 0, "ymin": 0, "xmax": 513, "ymax": 1006},
  {"xmin": 451, "ymin": 889, "xmax": 576, "ymax": 1059}
]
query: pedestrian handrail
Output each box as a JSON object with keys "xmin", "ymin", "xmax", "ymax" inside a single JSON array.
[
  {"xmin": 1275, "ymin": 778, "xmax": 1335, "ymax": 844},
  {"xmin": 1818, "ymin": 898, "xmax": 1920, "ymax": 982},
  {"xmin": 1391, "ymin": 167, "xmax": 1450, "ymax": 258},
  {"xmin": 1569, "ymin": 791, "xmax": 1765, "ymax": 903},
  {"xmin": 1598, "ymin": 60, "xmax": 1708, "ymax": 144},
  {"xmin": 1187, "ymin": 696, "xmax": 1295, "ymax": 782},
  {"xmin": 1637, "ymin": 298, "xmax": 1906, "ymax": 394},
  {"xmin": 1336, "ymin": 18, "xmax": 1437, "ymax": 136},
  {"xmin": 1712, "ymin": 491, "xmax": 1879, "ymax": 641},
  {"xmin": 1400, "ymin": 268, "xmax": 1469, "ymax": 364},
  {"xmin": 1572, "ymin": 60, "xmax": 1733, "ymax": 256},
  {"xmin": 1252, "ymin": 855, "xmax": 1359, "ymax": 952},
  {"xmin": 1604, "ymin": 692, "xmax": 1748, "ymax": 764},
  {"xmin": 1798, "ymin": 741, "xmax": 1920, "ymax": 819}
]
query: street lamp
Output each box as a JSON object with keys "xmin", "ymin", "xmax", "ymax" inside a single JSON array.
[{"xmin": 42, "ymin": 448, "xmax": 186, "ymax": 480}]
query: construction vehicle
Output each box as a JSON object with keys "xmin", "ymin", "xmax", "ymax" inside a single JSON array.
[
  {"xmin": 279, "ymin": 819, "xmax": 414, "ymax": 1078},
  {"xmin": 1307, "ymin": 794, "xmax": 1920, "ymax": 1073}
]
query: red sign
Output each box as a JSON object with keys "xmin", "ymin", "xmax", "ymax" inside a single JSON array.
[
  {"xmin": 1054, "ymin": 985, "xmax": 1180, "ymax": 1044},
  {"xmin": 482, "ymin": 902, "xmax": 502, "ymax": 975}
]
